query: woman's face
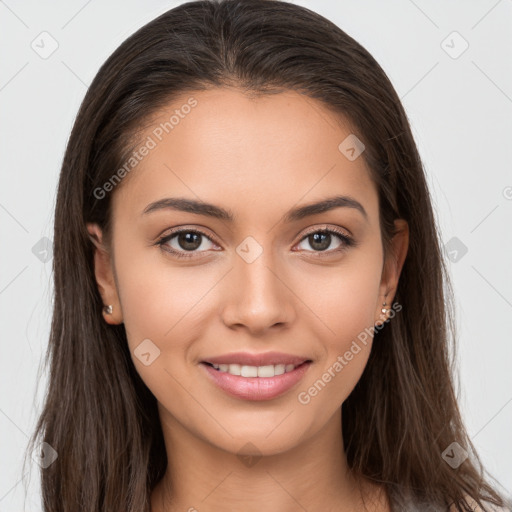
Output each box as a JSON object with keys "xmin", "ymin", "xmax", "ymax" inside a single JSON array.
[{"xmin": 88, "ymin": 87, "xmax": 407, "ymax": 457}]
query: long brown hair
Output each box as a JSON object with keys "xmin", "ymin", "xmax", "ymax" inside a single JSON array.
[{"xmin": 25, "ymin": 1, "xmax": 511, "ymax": 510}]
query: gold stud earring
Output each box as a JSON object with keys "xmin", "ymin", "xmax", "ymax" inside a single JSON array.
[{"xmin": 103, "ymin": 305, "xmax": 113, "ymax": 315}]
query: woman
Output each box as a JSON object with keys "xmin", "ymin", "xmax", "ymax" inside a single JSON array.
[{"xmin": 27, "ymin": 0, "xmax": 511, "ymax": 510}]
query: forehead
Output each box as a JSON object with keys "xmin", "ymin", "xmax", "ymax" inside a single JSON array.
[{"xmin": 112, "ymin": 87, "xmax": 378, "ymax": 223}]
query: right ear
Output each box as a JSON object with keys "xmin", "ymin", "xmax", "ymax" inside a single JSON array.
[{"xmin": 86, "ymin": 223, "xmax": 123, "ymax": 325}]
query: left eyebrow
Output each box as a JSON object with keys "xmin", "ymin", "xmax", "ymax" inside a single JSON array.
[
  {"xmin": 141, "ymin": 194, "xmax": 368, "ymax": 222},
  {"xmin": 284, "ymin": 195, "xmax": 368, "ymax": 223}
]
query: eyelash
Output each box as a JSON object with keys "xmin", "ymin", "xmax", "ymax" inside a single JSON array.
[{"xmin": 156, "ymin": 226, "xmax": 355, "ymax": 259}]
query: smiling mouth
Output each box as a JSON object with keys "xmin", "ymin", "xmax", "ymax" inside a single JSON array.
[{"xmin": 202, "ymin": 360, "xmax": 312, "ymax": 378}]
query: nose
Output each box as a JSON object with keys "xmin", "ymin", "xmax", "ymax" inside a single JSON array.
[{"xmin": 220, "ymin": 245, "xmax": 296, "ymax": 335}]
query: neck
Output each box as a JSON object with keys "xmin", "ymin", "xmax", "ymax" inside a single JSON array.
[{"xmin": 150, "ymin": 406, "xmax": 388, "ymax": 512}]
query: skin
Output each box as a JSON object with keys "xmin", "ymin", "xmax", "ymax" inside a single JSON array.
[{"xmin": 87, "ymin": 87, "xmax": 408, "ymax": 512}]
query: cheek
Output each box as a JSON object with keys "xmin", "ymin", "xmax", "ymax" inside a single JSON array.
[
  {"xmin": 112, "ymin": 246, "xmax": 235, "ymax": 441},
  {"xmin": 113, "ymin": 243, "xmax": 224, "ymax": 392},
  {"xmin": 114, "ymin": 238, "xmax": 214, "ymax": 344},
  {"xmin": 294, "ymin": 252, "xmax": 383, "ymax": 407},
  {"xmin": 294, "ymin": 249, "xmax": 383, "ymax": 344}
]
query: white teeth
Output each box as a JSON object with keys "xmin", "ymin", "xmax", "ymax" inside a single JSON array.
[
  {"xmin": 209, "ymin": 362, "xmax": 300, "ymax": 377},
  {"xmin": 241, "ymin": 365, "xmax": 258, "ymax": 377},
  {"xmin": 227, "ymin": 363, "xmax": 241, "ymax": 375},
  {"xmin": 274, "ymin": 364, "xmax": 285, "ymax": 376},
  {"xmin": 257, "ymin": 365, "xmax": 274, "ymax": 377}
]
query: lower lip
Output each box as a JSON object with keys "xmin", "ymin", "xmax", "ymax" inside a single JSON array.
[{"xmin": 200, "ymin": 362, "xmax": 312, "ymax": 401}]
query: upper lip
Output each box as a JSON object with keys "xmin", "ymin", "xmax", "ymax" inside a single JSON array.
[{"xmin": 202, "ymin": 351, "xmax": 311, "ymax": 367}]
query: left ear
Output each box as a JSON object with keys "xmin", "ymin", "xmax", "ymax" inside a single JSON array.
[{"xmin": 376, "ymin": 218, "xmax": 409, "ymax": 320}]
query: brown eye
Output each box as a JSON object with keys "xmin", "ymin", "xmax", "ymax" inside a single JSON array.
[
  {"xmin": 296, "ymin": 228, "xmax": 354, "ymax": 254},
  {"xmin": 306, "ymin": 232, "xmax": 333, "ymax": 251},
  {"xmin": 176, "ymin": 232, "xmax": 202, "ymax": 251},
  {"xmin": 158, "ymin": 229, "xmax": 217, "ymax": 259}
]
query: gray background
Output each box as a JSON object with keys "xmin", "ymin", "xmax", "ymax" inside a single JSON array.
[{"xmin": 1, "ymin": 0, "xmax": 511, "ymax": 509}]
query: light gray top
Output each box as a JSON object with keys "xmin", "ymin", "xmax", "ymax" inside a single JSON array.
[{"xmin": 387, "ymin": 487, "xmax": 512, "ymax": 512}]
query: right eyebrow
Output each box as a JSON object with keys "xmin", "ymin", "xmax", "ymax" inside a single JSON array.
[{"xmin": 142, "ymin": 197, "xmax": 234, "ymax": 220}]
